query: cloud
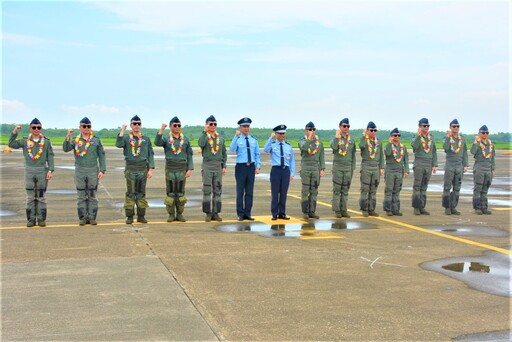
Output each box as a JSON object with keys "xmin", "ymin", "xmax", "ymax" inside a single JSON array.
[
  {"xmin": 94, "ymin": 1, "xmax": 507, "ymax": 48},
  {"xmin": 3, "ymin": 32, "xmax": 96, "ymax": 48},
  {"xmin": 62, "ymin": 104, "xmax": 121, "ymax": 114},
  {"xmin": 2, "ymin": 32, "xmax": 50, "ymax": 45},
  {"xmin": 2, "ymin": 99, "xmax": 32, "ymax": 113}
]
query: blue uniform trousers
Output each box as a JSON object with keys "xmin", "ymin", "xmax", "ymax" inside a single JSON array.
[
  {"xmin": 270, "ymin": 166, "xmax": 290, "ymax": 217},
  {"xmin": 235, "ymin": 163, "xmax": 255, "ymax": 217}
]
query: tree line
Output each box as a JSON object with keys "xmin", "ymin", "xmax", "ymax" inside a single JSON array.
[{"xmin": 1, "ymin": 123, "xmax": 510, "ymax": 142}]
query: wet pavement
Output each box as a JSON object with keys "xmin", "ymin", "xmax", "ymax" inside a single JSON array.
[{"xmin": 1, "ymin": 146, "xmax": 511, "ymax": 341}]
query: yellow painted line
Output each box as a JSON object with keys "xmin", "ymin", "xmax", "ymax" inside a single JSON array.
[
  {"xmin": 375, "ymin": 216, "xmax": 511, "ymax": 255},
  {"xmin": 288, "ymin": 194, "xmax": 512, "ymax": 255},
  {"xmin": 494, "ymin": 208, "xmax": 512, "ymax": 211}
]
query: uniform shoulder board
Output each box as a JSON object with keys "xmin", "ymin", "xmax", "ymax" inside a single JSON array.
[{"xmin": 284, "ymin": 141, "xmax": 291, "ymax": 146}]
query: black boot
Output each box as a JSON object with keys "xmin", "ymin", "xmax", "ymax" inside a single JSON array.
[
  {"xmin": 125, "ymin": 209, "xmax": 134, "ymax": 224},
  {"xmin": 137, "ymin": 208, "xmax": 148, "ymax": 223},
  {"xmin": 78, "ymin": 208, "xmax": 87, "ymax": 226}
]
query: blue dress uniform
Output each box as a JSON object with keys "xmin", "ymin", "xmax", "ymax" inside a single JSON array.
[
  {"xmin": 230, "ymin": 117, "xmax": 261, "ymax": 220},
  {"xmin": 263, "ymin": 125, "xmax": 296, "ymax": 220}
]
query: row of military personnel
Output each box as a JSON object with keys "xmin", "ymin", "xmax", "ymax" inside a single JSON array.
[{"xmin": 8, "ymin": 115, "xmax": 496, "ymax": 227}]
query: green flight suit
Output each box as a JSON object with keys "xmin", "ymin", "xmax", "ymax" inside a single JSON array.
[
  {"xmin": 63, "ymin": 135, "xmax": 106, "ymax": 222},
  {"xmin": 330, "ymin": 134, "xmax": 356, "ymax": 215},
  {"xmin": 298, "ymin": 136, "xmax": 325, "ymax": 215},
  {"xmin": 383, "ymin": 143, "xmax": 409, "ymax": 213},
  {"xmin": 198, "ymin": 132, "xmax": 227, "ymax": 215},
  {"xmin": 442, "ymin": 135, "xmax": 468, "ymax": 210},
  {"xmin": 470, "ymin": 140, "xmax": 495, "ymax": 211},
  {"xmin": 154, "ymin": 133, "xmax": 194, "ymax": 217},
  {"xmin": 9, "ymin": 132, "xmax": 55, "ymax": 223},
  {"xmin": 116, "ymin": 132, "xmax": 155, "ymax": 219},
  {"xmin": 359, "ymin": 136, "xmax": 384, "ymax": 213},
  {"xmin": 411, "ymin": 134, "xmax": 438, "ymax": 209}
]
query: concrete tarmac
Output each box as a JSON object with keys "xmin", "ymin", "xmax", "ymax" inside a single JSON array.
[{"xmin": 1, "ymin": 145, "xmax": 511, "ymax": 341}]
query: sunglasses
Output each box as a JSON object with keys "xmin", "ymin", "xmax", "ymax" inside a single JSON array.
[
  {"xmin": 81, "ymin": 124, "xmax": 91, "ymax": 128},
  {"xmin": 131, "ymin": 122, "xmax": 141, "ymax": 126},
  {"xmin": 172, "ymin": 124, "xmax": 181, "ymax": 128},
  {"xmin": 208, "ymin": 122, "xmax": 217, "ymax": 126},
  {"xmin": 342, "ymin": 125, "xmax": 350, "ymax": 128},
  {"xmin": 369, "ymin": 129, "xmax": 377, "ymax": 132},
  {"xmin": 480, "ymin": 132, "xmax": 489, "ymax": 135},
  {"xmin": 392, "ymin": 134, "xmax": 401, "ymax": 137},
  {"xmin": 307, "ymin": 128, "xmax": 316, "ymax": 131},
  {"xmin": 31, "ymin": 126, "xmax": 42, "ymax": 130},
  {"xmin": 451, "ymin": 125, "xmax": 460, "ymax": 128},
  {"xmin": 276, "ymin": 132, "xmax": 285, "ymax": 135},
  {"xmin": 421, "ymin": 124, "xmax": 430, "ymax": 128}
]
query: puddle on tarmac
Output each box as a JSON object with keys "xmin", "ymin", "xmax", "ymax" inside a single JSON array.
[
  {"xmin": 0, "ymin": 210, "xmax": 17, "ymax": 217},
  {"xmin": 426, "ymin": 225, "xmax": 508, "ymax": 237},
  {"xmin": 453, "ymin": 329, "xmax": 512, "ymax": 341},
  {"xmin": 421, "ymin": 250, "xmax": 511, "ymax": 297},
  {"xmin": 46, "ymin": 189, "xmax": 76, "ymax": 195},
  {"xmin": 215, "ymin": 220, "xmax": 375, "ymax": 238}
]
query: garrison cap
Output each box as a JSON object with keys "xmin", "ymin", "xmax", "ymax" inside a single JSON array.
[
  {"xmin": 30, "ymin": 118, "xmax": 41, "ymax": 125},
  {"xmin": 80, "ymin": 117, "xmax": 91, "ymax": 124},
  {"xmin": 339, "ymin": 118, "xmax": 349, "ymax": 126},
  {"xmin": 131, "ymin": 115, "xmax": 141, "ymax": 122},
  {"xmin": 418, "ymin": 118, "xmax": 429, "ymax": 125},
  {"xmin": 450, "ymin": 119, "xmax": 459, "ymax": 126},
  {"xmin": 170, "ymin": 116, "xmax": 180, "ymax": 124},
  {"xmin": 305, "ymin": 121, "xmax": 315, "ymax": 129},
  {"xmin": 273, "ymin": 124, "xmax": 287, "ymax": 133},
  {"xmin": 205, "ymin": 115, "xmax": 216, "ymax": 123},
  {"xmin": 237, "ymin": 117, "xmax": 252, "ymax": 126},
  {"xmin": 390, "ymin": 128, "xmax": 400, "ymax": 135},
  {"xmin": 479, "ymin": 125, "xmax": 489, "ymax": 132},
  {"xmin": 367, "ymin": 121, "xmax": 377, "ymax": 129}
]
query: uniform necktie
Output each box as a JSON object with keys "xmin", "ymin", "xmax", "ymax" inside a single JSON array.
[
  {"xmin": 280, "ymin": 142, "xmax": 284, "ymax": 167},
  {"xmin": 246, "ymin": 137, "xmax": 251, "ymax": 163}
]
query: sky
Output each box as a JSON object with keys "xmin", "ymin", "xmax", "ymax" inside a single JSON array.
[{"xmin": 1, "ymin": 1, "xmax": 510, "ymax": 133}]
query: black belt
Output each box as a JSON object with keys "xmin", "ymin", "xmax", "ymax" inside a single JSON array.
[
  {"xmin": 237, "ymin": 162, "xmax": 255, "ymax": 166},
  {"xmin": 272, "ymin": 165, "xmax": 289, "ymax": 169}
]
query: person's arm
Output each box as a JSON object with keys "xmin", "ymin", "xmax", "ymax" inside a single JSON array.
[
  {"xmin": 98, "ymin": 139, "xmax": 107, "ymax": 174},
  {"xmin": 8, "ymin": 126, "xmax": 23, "ymax": 149},
  {"xmin": 186, "ymin": 138, "xmax": 194, "ymax": 172},
  {"xmin": 116, "ymin": 124, "xmax": 127, "ymax": 147},
  {"xmin": 229, "ymin": 135, "xmax": 239, "ymax": 152},
  {"xmin": 404, "ymin": 147, "xmax": 410, "ymax": 175},
  {"xmin": 263, "ymin": 137, "xmax": 273, "ymax": 152},
  {"xmin": 290, "ymin": 146, "xmax": 296, "ymax": 178},
  {"xmin": 254, "ymin": 138, "xmax": 261, "ymax": 170},
  {"xmin": 154, "ymin": 123, "xmax": 167, "ymax": 146}
]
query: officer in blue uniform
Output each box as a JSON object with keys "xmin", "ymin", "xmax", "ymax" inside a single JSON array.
[
  {"xmin": 230, "ymin": 117, "xmax": 261, "ymax": 221},
  {"xmin": 264, "ymin": 125, "xmax": 296, "ymax": 220}
]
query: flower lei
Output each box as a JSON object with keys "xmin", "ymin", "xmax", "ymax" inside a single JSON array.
[
  {"xmin": 479, "ymin": 139, "xmax": 494, "ymax": 159},
  {"xmin": 391, "ymin": 143, "xmax": 405, "ymax": 162},
  {"xmin": 75, "ymin": 132, "xmax": 94, "ymax": 157},
  {"xmin": 337, "ymin": 134, "xmax": 352, "ymax": 156},
  {"xmin": 207, "ymin": 132, "xmax": 220, "ymax": 155},
  {"xmin": 305, "ymin": 134, "xmax": 320, "ymax": 155},
  {"xmin": 26, "ymin": 133, "xmax": 45, "ymax": 160},
  {"xmin": 365, "ymin": 135, "xmax": 379, "ymax": 159},
  {"xmin": 420, "ymin": 134, "xmax": 432, "ymax": 153},
  {"xmin": 129, "ymin": 131, "xmax": 143, "ymax": 157},
  {"xmin": 449, "ymin": 134, "xmax": 462, "ymax": 154},
  {"xmin": 169, "ymin": 132, "xmax": 184, "ymax": 155}
]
